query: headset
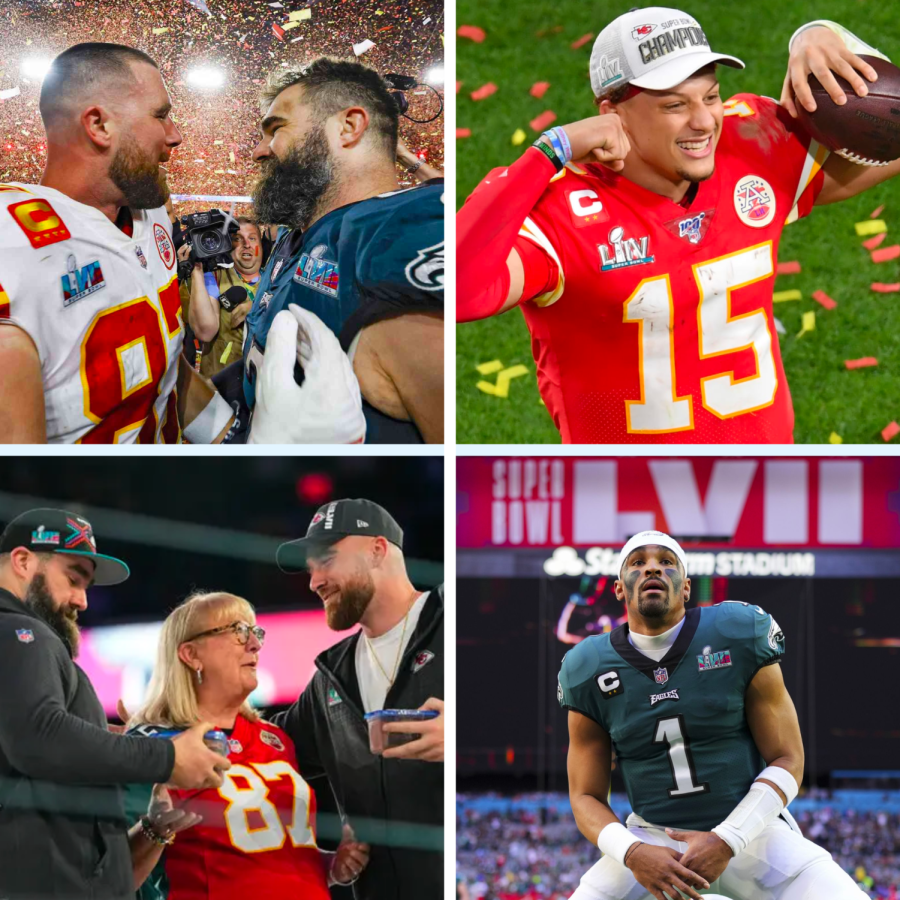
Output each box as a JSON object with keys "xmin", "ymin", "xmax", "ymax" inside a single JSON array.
[{"xmin": 384, "ymin": 73, "xmax": 444, "ymax": 124}]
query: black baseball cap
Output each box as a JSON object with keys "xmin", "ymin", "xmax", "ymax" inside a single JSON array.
[
  {"xmin": 276, "ymin": 499, "xmax": 404, "ymax": 574},
  {"xmin": 0, "ymin": 508, "xmax": 130, "ymax": 586}
]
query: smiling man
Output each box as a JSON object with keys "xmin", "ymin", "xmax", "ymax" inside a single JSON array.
[
  {"xmin": 559, "ymin": 530, "xmax": 868, "ymax": 900},
  {"xmin": 273, "ymin": 498, "xmax": 444, "ymax": 900},
  {"xmin": 458, "ymin": 7, "xmax": 900, "ymax": 444}
]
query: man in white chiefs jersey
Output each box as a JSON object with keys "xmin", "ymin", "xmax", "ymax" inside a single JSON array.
[{"xmin": 0, "ymin": 43, "xmax": 365, "ymax": 444}]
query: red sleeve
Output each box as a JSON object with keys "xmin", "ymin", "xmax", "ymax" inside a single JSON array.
[{"xmin": 514, "ymin": 234, "xmax": 560, "ymax": 303}]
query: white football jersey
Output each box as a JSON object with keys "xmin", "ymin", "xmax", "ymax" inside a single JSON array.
[{"xmin": 0, "ymin": 183, "xmax": 183, "ymax": 443}]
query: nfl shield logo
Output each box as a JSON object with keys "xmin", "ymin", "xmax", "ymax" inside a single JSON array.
[
  {"xmin": 654, "ymin": 667, "xmax": 669, "ymax": 685},
  {"xmin": 16, "ymin": 629, "xmax": 34, "ymax": 643}
]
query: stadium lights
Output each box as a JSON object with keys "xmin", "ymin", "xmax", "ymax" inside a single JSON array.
[
  {"xmin": 20, "ymin": 57, "xmax": 53, "ymax": 81},
  {"xmin": 425, "ymin": 66, "xmax": 444, "ymax": 86},
  {"xmin": 186, "ymin": 66, "xmax": 226, "ymax": 90}
]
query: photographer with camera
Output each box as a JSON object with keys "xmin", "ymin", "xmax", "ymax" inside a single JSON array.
[{"xmin": 181, "ymin": 216, "xmax": 263, "ymax": 379}]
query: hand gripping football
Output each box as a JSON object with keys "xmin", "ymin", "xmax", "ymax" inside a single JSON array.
[{"xmin": 795, "ymin": 55, "xmax": 900, "ymax": 166}]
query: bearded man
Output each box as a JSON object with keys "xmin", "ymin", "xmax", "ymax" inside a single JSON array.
[
  {"xmin": 242, "ymin": 58, "xmax": 445, "ymax": 443},
  {"xmin": 272, "ymin": 498, "xmax": 444, "ymax": 900},
  {"xmin": 0, "ymin": 43, "xmax": 364, "ymax": 445}
]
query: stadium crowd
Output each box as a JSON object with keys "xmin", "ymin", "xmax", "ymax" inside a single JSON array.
[
  {"xmin": 0, "ymin": 0, "xmax": 444, "ymax": 217},
  {"xmin": 457, "ymin": 794, "xmax": 900, "ymax": 900}
]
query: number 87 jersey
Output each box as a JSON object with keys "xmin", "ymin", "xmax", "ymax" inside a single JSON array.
[
  {"xmin": 509, "ymin": 93, "xmax": 827, "ymax": 443},
  {"xmin": 0, "ymin": 184, "xmax": 183, "ymax": 443},
  {"xmin": 558, "ymin": 602, "xmax": 785, "ymax": 831}
]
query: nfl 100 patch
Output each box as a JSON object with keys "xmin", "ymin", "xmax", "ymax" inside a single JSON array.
[{"xmin": 697, "ymin": 644, "xmax": 733, "ymax": 672}]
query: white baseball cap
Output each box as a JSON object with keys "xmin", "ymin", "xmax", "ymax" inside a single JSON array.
[
  {"xmin": 617, "ymin": 530, "xmax": 688, "ymax": 578},
  {"xmin": 589, "ymin": 7, "xmax": 744, "ymax": 97}
]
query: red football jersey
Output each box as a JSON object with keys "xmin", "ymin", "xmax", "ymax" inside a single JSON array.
[
  {"xmin": 489, "ymin": 93, "xmax": 828, "ymax": 443},
  {"xmin": 164, "ymin": 716, "xmax": 329, "ymax": 900}
]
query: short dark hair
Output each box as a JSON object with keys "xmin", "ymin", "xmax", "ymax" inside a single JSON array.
[
  {"xmin": 235, "ymin": 216, "xmax": 261, "ymax": 237},
  {"xmin": 40, "ymin": 43, "xmax": 159, "ymax": 127},
  {"xmin": 260, "ymin": 57, "xmax": 399, "ymax": 157}
]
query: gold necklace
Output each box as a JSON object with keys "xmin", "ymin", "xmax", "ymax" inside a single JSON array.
[{"xmin": 365, "ymin": 590, "xmax": 420, "ymax": 688}]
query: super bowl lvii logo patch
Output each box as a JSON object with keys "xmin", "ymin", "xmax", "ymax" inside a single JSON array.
[{"xmin": 697, "ymin": 645, "xmax": 732, "ymax": 672}]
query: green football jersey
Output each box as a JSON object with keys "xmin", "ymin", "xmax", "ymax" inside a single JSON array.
[{"xmin": 558, "ymin": 602, "xmax": 785, "ymax": 831}]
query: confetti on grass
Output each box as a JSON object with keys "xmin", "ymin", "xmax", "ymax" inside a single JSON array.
[
  {"xmin": 456, "ymin": 128, "xmax": 472, "ymax": 139},
  {"xmin": 776, "ymin": 261, "xmax": 801, "ymax": 275},
  {"xmin": 458, "ymin": 25, "xmax": 486, "ymax": 42},
  {"xmin": 882, "ymin": 422, "xmax": 900, "ymax": 442},
  {"xmin": 829, "ymin": 432, "xmax": 843, "ymax": 444},
  {"xmin": 797, "ymin": 310, "xmax": 815, "ymax": 337},
  {"xmin": 812, "ymin": 290, "xmax": 837, "ymax": 310},
  {"xmin": 845, "ymin": 357, "xmax": 878, "ymax": 369},
  {"xmin": 530, "ymin": 110, "xmax": 557, "ymax": 131},
  {"xmin": 871, "ymin": 204, "xmax": 885, "ymax": 218},
  {"xmin": 477, "ymin": 365, "xmax": 530, "ymax": 398},
  {"xmin": 772, "ymin": 290, "xmax": 801, "ymax": 302},
  {"xmin": 863, "ymin": 232, "xmax": 887, "ymax": 250},
  {"xmin": 470, "ymin": 83, "xmax": 497, "ymax": 101},
  {"xmin": 530, "ymin": 82, "xmax": 550, "ymax": 98},
  {"xmin": 476, "ymin": 360, "xmax": 504, "ymax": 375},
  {"xmin": 511, "ymin": 128, "xmax": 526, "ymax": 145},
  {"xmin": 871, "ymin": 283, "xmax": 900, "ymax": 293},
  {"xmin": 855, "ymin": 219, "xmax": 887, "ymax": 236},
  {"xmin": 871, "ymin": 245, "xmax": 900, "ymax": 263},
  {"xmin": 571, "ymin": 33, "xmax": 594, "ymax": 49}
]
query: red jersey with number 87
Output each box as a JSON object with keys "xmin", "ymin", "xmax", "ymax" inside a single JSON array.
[
  {"xmin": 500, "ymin": 93, "xmax": 827, "ymax": 443},
  {"xmin": 0, "ymin": 183, "xmax": 182, "ymax": 443},
  {"xmin": 164, "ymin": 715, "xmax": 330, "ymax": 900}
]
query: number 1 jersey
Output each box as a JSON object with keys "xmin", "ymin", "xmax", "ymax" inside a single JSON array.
[
  {"xmin": 558, "ymin": 602, "xmax": 785, "ymax": 831},
  {"xmin": 0, "ymin": 183, "xmax": 183, "ymax": 443},
  {"xmin": 503, "ymin": 94, "xmax": 827, "ymax": 443}
]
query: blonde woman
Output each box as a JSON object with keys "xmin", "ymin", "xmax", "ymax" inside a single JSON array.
[{"xmin": 124, "ymin": 591, "xmax": 369, "ymax": 899}]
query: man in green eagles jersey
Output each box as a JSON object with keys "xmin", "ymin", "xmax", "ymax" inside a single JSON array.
[{"xmin": 558, "ymin": 530, "xmax": 867, "ymax": 900}]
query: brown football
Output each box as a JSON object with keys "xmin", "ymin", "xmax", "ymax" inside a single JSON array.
[{"xmin": 794, "ymin": 55, "xmax": 900, "ymax": 166}]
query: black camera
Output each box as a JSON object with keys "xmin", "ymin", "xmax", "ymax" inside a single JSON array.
[{"xmin": 174, "ymin": 209, "xmax": 240, "ymax": 275}]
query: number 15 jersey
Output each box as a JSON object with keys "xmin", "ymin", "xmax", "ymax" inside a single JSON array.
[
  {"xmin": 0, "ymin": 183, "xmax": 183, "ymax": 443},
  {"xmin": 505, "ymin": 93, "xmax": 827, "ymax": 443},
  {"xmin": 558, "ymin": 602, "xmax": 785, "ymax": 831}
]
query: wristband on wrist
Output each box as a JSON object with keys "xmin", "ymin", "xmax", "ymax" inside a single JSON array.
[
  {"xmin": 549, "ymin": 126, "xmax": 572, "ymax": 162},
  {"xmin": 140, "ymin": 816, "xmax": 175, "ymax": 846},
  {"xmin": 596, "ymin": 821, "xmax": 641, "ymax": 867},
  {"xmin": 789, "ymin": 20, "xmax": 889, "ymax": 61},
  {"xmin": 711, "ymin": 780, "xmax": 784, "ymax": 857},
  {"xmin": 757, "ymin": 765, "xmax": 799, "ymax": 806},
  {"xmin": 531, "ymin": 139, "xmax": 564, "ymax": 172}
]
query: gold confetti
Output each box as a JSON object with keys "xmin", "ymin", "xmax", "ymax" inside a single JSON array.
[{"xmin": 855, "ymin": 219, "xmax": 887, "ymax": 236}]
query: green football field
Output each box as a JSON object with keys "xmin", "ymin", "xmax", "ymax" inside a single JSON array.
[{"xmin": 456, "ymin": 0, "xmax": 900, "ymax": 444}]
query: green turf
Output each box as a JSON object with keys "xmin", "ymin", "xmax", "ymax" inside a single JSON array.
[{"xmin": 456, "ymin": 0, "xmax": 900, "ymax": 444}]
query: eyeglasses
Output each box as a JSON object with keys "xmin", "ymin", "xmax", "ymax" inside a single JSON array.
[{"xmin": 188, "ymin": 621, "xmax": 266, "ymax": 647}]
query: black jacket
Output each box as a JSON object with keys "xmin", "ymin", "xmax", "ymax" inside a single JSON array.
[
  {"xmin": 0, "ymin": 588, "xmax": 174, "ymax": 899},
  {"xmin": 274, "ymin": 585, "xmax": 444, "ymax": 900}
]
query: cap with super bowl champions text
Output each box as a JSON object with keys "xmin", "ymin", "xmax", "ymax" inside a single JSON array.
[
  {"xmin": 590, "ymin": 7, "xmax": 744, "ymax": 97},
  {"xmin": 276, "ymin": 499, "xmax": 403, "ymax": 574},
  {"xmin": 0, "ymin": 508, "xmax": 130, "ymax": 586}
]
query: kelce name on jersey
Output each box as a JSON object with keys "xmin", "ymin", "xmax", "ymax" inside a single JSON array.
[
  {"xmin": 598, "ymin": 225, "xmax": 654, "ymax": 271},
  {"xmin": 649, "ymin": 688, "xmax": 680, "ymax": 706}
]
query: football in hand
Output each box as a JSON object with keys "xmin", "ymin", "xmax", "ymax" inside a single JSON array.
[{"xmin": 794, "ymin": 55, "xmax": 900, "ymax": 166}]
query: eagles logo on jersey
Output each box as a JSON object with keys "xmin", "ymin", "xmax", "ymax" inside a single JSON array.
[{"xmin": 558, "ymin": 601, "xmax": 785, "ymax": 830}]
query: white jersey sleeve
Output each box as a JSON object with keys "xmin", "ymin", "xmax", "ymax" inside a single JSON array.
[{"xmin": 0, "ymin": 183, "xmax": 184, "ymax": 443}]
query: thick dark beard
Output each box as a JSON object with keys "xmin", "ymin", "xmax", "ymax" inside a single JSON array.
[
  {"xmin": 25, "ymin": 572, "xmax": 80, "ymax": 656},
  {"xmin": 251, "ymin": 125, "xmax": 338, "ymax": 232},
  {"xmin": 109, "ymin": 133, "xmax": 169, "ymax": 209},
  {"xmin": 326, "ymin": 573, "xmax": 375, "ymax": 631}
]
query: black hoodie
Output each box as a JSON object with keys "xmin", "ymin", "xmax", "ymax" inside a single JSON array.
[
  {"xmin": 0, "ymin": 587, "xmax": 174, "ymax": 899},
  {"xmin": 274, "ymin": 585, "xmax": 444, "ymax": 900}
]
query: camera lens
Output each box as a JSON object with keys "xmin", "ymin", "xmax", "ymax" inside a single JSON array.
[{"xmin": 199, "ymin": 230, "xmax": 220, "ymax": 254}]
